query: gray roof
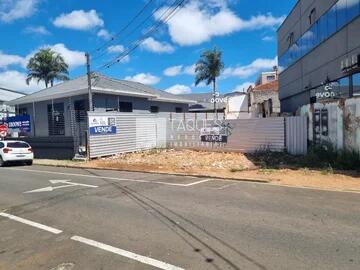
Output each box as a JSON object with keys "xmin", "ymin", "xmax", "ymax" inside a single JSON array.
[
  {"xmin": 7, "ymin": 73, "xmax": 194, "ymax": 105},
  {"xmin": 0, "ymin": 88, "xmax": 26, "ymax": 102},
  {"xmin": 179, "ymin": 92, "xmax": 227, "ymax": 111}
]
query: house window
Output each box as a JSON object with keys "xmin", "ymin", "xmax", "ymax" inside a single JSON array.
[
  {"xmin": 119, "ymin": 102, "xmax": 133, "ymax": 112},
  {"xmin": 47, "ymin": 103, "xmax": 65, "ymax": 136},
  {"xmin": 309, "ymin": 8, "xmax": 317, "ymax": 25},
  {"xmin": 267, "ymin": 75, "xmax": 276, "ymax": 81},
  {"xmin": 18, "ymin": 107, "xmax": 28, "ymax": 115},
  {"xmin": 175, "ymin": 107, "xmax": 183, "ymax": 113},
  {"xmin": 74, "ymin": 100, "xmax": 86, "ymax": 122},
  {"xmin": 150, "ymin": 106, "xmax": 159, "ymax": 113}
]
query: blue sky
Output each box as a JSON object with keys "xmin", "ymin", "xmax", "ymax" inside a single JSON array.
[{"xmin": 0, "ymin": 0, "xmax": 296, "ymax": 94}]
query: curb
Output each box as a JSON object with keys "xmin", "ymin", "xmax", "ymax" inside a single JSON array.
[{"xmin": 33, "ymin": 162, "xmax": 271, "ymax": 184}]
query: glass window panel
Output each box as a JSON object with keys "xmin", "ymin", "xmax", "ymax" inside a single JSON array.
[
  {"xmin": 318, "ymin": 14, "xmax": 328, "ymax": 42},
  {"xmin": 336, "ymin": 0, "xmax": 348, "ymax": 29},
  {"xmin": 353, "ymin": 73, "xmax": 360, "ymax": 96},
  {"xmin": 327, "ymin": 5, "xmax": 337, "ymax": 36},
  {"xmin": 339, "ymin": 76, "xmax": 350, "ymax": 98},
  {"xmin": 312, "ymin": 23, "xmax": 319, "ymax": 47},
  {"xmin": 347, "ymin": 0, "xmax": 360, "ymax": 21}
]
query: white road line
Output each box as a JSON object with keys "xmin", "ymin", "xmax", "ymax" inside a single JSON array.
[
  {"xmin": 3, "ymin": 167, "xmax": 211, "ymax": 187},
  {"xmin": 71, "ymin": 235, "xmax": 184, "ymax": 270},
  {"xmin": 183, "ymin": 179, "xmax": 212, "ymax": 186},
  {"xmin": 0, "ymin": 212, "xmax": 62, "ymax": 234}
]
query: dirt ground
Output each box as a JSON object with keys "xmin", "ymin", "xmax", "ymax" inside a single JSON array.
[{"xmin": 35, "ymin": 149, "xmax": 360, "ymax": 192}]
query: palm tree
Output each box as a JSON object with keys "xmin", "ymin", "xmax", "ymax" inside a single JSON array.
[
  {"xmin": 26, "ymin": 48, "xmax": 69, "ymax": 88},
  {"xmin": 195, "ymin": 47, "xmax": 224, "ymax": 114}
]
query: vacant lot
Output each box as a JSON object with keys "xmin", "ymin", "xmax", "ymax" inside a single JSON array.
[{"xmin": 35, "ymin": 149, "xmax": 360, "ymax": 192}]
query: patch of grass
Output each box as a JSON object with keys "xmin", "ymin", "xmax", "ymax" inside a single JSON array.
[
  {"xmin": 230, "ymin": 165, "xmax": 246, "ymax": 172},
  {"xmin": 247, "ymin": 142, "xmax": 360, "ymax": 171}
]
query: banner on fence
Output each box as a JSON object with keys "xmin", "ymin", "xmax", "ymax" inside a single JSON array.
[{"xmin": 89, "ymin": 116, "xmax": 116, "ymax": 136}]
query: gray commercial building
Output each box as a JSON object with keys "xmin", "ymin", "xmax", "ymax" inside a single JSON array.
[
  {"xmin": 0, "ymin": 88, "xmax": 26, "ymax": 120},
  {"xmin": 278, "ymin": 0, "xmax": 360, "ymax": 113}
]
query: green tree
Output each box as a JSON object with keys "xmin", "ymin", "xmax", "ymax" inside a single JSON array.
[
  {"xmin": 26, "ymin": 48, "xmax": 69, "ymax": 88},
  {"xmin": 195, "ymin": 47, "xmax": 224, "ymax": 113}
]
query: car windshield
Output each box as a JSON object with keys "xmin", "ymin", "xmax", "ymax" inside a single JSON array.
[{"xmin": 7, "ymin": 142, "xmax": 30, "ymax": 148}]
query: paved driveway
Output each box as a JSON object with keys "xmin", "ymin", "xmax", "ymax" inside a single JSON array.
[{"xmin": 0, "ymin": 165, "xmax": 359, "ymax": 270}]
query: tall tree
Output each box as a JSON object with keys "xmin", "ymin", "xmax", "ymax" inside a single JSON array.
[
  {"xmin": 26, "ymin": 48, "xmax": 69, "ymax": 88},
  {"xmin": 195, "ymin": 47, "xmax": 224, "ymax": 114}
]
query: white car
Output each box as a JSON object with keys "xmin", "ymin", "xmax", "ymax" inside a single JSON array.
[{"xmin": 0, "ymin": 140, "xmax": 34, "ymax": 167}]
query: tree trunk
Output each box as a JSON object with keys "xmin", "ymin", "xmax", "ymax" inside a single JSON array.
[
  {"xmin": 51, "ymin": 80, "xmax": 54, "ymax": 87},
  {"xmin": 45, "ymin": 80, "xmax": 48, "ymax": 88},
  {"xmin": 213, "ymin": 78, "xmax": 217, "ymax": 118}
]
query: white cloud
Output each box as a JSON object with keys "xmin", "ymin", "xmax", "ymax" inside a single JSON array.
[
  {"xmin": 164, "ymin": 65, "xmax": 183, "ymax": 76},
  {"xmin": 107, "ymin": 45, "xmax": 125, "ymax": 53},
  {"xmin": 163, "ymin": 64, "xmax": 195, "ymax": 77},
  {"xmin": 165, "ymin": 84, "xmax": 192, "ymax": 95},
  {"xmin": 97, "ymin": 29, "xmax": 111, "ymax": 40},
  {"xmin": 106, "ymin": 45, "xmax": 130, "ymax": 63},
  {"xmin": 24, "ymin": 26, "xmax": 51, "ymax": 35},
  {"xmin": 262, "ymin": 35, "xmax": 274, "ymax": 42},
  {"xmin": 0, "ymin": 0, "xmax": 39, "ymax": 23},
  {"xmin": 125, "ymin": 73, "xmax": 160, "ymax": 85},
  {"xmin": 0, "ymin": 70, "xmax": 44, "ymax": 93},
  {"xmin": 0, "ymin": 51, "xmax": 26, "ymax": 69},
  {"xmin": 47, "ymin": 44, "xmax": 85, "ymax": 69},
  {"xmin": 155, "ymin": 1, "xmax": 285, "ymax": 46},
  {"xmin": 53, "ymin": 10, "xmax": 104, "ymax": 31},
  {"xmin": 231, "ymin": 82, "xmax": 254, "ymax": 92},
  {"xmin": 183, "ymin": 64, "xmax": 196, "ymax": 75},
  {"xmin": 223, "ymin": 57, "xmax": 278, "ymax": 79},
  {"xmin": 140, "ymin": 37, "xmax": 175, "ymax": 54}
]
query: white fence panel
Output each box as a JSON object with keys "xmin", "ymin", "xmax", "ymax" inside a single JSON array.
[{"xmin": 286, "ymin": 116, "xmax": 308, "ymax": 155}]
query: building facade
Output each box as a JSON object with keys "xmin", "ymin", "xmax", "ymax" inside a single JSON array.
[
  {"xmin": 278, "ymin": 0, "xmax": 360, "ymax": 113},
  {"xmin": 248, "ymin": 80, "xmax": 280, "ymax": 118},
  {"xmin": 8, "ymin": 74, "xmax": 192, "ymax": 138},
  {"xmin": 0, "ymin": 88, "xmax": 26, "ymax": 120},
  {"xmin": 255, "ymin": 71, "xmax": 278, "ymax": 86}
]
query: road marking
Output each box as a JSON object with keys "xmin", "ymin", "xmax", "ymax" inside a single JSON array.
[
  {"xmin": 4, "ymin": 167, "xmax": 213, "ymax": 187},
  {"xmin": 183, "ymin": 179, "xmax": 212, "ymax": 186},
  {"xmin": 24, "ymin": 180, "xmax": 99, "ymax": 193},
  {"xmin": 216, "ymin": 183, "xmax": 238, "ymax": 190},
  {"xmin": 71, "ymin": 235, "xmax": 184, "ymax": 270},
  {"xmin": 0, "ymin": 212, "xmax": 62, "ymax": 234}
]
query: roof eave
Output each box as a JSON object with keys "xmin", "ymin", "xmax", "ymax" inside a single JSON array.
[
  {"xmin": 92, "ymin": 87, "xmax": 157, "ymax": 98},
  {"xmin": 149, "ymin": 97, "xmax": 197, "ymax": 104},
  {"xmin": 6, "ymin": 88, "xmax": 89, "ymax": 106}
]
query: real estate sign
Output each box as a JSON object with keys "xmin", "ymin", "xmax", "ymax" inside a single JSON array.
[
  {"xmin": 89, "ymin": 116, "xmax": 117, "ymax": 136},
  {"xmin": 6, "ymin": 115, "xmax": 31, "ymax": 132},
  {"xmin": 200, "ymin": 126, "xmax": 229, "ymax": 143}
]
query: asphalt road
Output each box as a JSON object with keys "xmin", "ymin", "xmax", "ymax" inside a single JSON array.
[{"xmin": 0, "ymin": 165, "xmax": 359, "ymax": 270}]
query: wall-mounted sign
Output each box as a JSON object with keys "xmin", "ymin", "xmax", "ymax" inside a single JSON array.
[
  {"xmin": 89, "ymin": 116, "xmax": 117, "ymax": 136},
  {"xmin": 313, "ymin": 82, "xmax": 341, "ymax": 101},
  {"xmin": 200, "ymin": 122, "xmax": 233, "ymax": 143},
  {"xmin": 6, "ymin": 115, "xmax": 31, "ymax": 133}
]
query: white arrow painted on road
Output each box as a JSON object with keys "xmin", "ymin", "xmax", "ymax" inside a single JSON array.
[{"xmin": 24, "ymin": 180, "xmax": 98, "ymax": 194}]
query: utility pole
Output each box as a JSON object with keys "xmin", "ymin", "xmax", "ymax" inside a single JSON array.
[{"xmin": 85, "ymin": 52, "xmax": 93, "ymax": 111}]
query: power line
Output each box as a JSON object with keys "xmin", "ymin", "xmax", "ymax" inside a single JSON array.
[
  {"xmin": 92, "ymin": 0, "xmax": 168, "ymax": 62},
  {"xmin": 90, "ymin": 0, "xmax": 156, "ymax": 55},
  {"xmin": 96, "ymin": 0, "xmax": 186, "ymax": 71}
]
